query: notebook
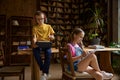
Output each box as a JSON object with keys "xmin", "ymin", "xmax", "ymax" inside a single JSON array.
[{"xmin": 36, "ymin": 41, "xmax": 52, "ymax": 48}]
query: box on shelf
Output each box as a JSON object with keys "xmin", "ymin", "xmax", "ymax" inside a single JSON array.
[{"xmin": 17, "ymin": 45, "xmax": 32, "ymax": 55}]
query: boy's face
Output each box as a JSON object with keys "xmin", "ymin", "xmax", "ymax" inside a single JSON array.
[{"xmin": 35, "ymin": 14, "xmax": 45, "ymax": 25}]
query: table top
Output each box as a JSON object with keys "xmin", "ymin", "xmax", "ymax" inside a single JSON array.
[
  {"xmin": 15, "ymin": 47, "xmax": 119, "ymax": 53},
  {"xmin": 51, "ymin": 48, "xmax": 59, "ymax": 53},
  {"xmin": 85, "ymin": 47, "xmax": 120, "ymax": 51}
]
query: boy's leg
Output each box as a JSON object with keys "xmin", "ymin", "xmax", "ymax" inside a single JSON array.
[
  {"xmin": 42, "ymin": 48, "xmax": 51, "ymax": 74},
  {"xmin": 33, "ymin": 47, "xmax": 43, "ymax": 70}
]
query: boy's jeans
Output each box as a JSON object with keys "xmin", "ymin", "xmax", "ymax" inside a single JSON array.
[{"xmin": 33, "ymin": 47, "xmax": 51, "ymax": 74}]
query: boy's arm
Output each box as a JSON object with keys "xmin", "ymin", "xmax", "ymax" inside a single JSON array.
[{"xmin": 32, "ymin": 34, "xmax": 38, "ymax": 48}]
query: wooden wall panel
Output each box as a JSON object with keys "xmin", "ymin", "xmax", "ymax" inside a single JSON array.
[
  {"xmin": 112, "ymin": 0, "xmax": 118, "ymax": 42},
  {"xmin": 0, "ymin": 0, "xmax": 36, "ymax": 18},
  {"xmin": 0, "ymin": 0, "xmax": 7, "ymax": 14}
]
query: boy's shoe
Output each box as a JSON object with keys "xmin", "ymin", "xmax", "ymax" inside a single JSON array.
[
  {"xmin": 43, "ymin": 73, "xmax": 51, "ymax": 79},
  {"xmin": 40, "ymin": 75, "xmax": 46, "ymax": 80},
  {"xmin": 101, "ymin": 71, "xmax": 113, "ymax": 79}
]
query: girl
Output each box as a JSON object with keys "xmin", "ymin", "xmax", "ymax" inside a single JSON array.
[{"xmin": 67, "ymin": 28, "xmax": 113, "ymax": 80}]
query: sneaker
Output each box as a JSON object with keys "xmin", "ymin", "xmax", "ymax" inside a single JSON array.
[
  {"xmin": 40, "ymin": 75, "xmax": 46, "ymax": 80},
  {"xmin": 101, "ymin": 71, "xmax": 113, "ymax": 79},
  {"xmin": 43, "ymin": 73, "xmax": 51, "ymax": 79}
]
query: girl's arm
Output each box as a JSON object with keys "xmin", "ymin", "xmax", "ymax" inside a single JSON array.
[
  {"xmin": 67, "ymin": 44, "xmax": 83, "ymax": 62},
  {"xmin": 78, "ymin": 41, "xmax": 89, "ymax": 57},
  {"xmin": 71, "ymin": 55, "xmax": 83, "ymax": 62}
]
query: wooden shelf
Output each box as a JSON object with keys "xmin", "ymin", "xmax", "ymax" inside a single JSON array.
[
  {"xmin": 8, "ymin": 16, "xmax": 33, "ymax": 65},
  {"xmin": 0, "ymin": 15, "xmax": 7, "ymax": 66}
]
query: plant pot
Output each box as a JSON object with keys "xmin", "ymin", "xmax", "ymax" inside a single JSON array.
[{"xmin": 90, "ymin": 38, "xmax": 101, "ymax": 45}]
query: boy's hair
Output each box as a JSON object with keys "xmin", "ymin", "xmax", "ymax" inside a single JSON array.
[
  {"xmin": 34, "ymin": 11, "xmax": 44, "ymax": 16},
  {"xmin": 34, "ymin": 11, "xmax": 47, "ymax": 23}
]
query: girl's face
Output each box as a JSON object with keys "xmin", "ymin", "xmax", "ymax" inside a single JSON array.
[
  {"xmin": 35, "ymin": 14, "xmax": 45, "ymax": 25},
  {"xmin": 74, "ymin": 32, "xmax": 84, "ymax": 43}
]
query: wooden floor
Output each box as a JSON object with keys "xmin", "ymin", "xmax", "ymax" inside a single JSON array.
[{"xmin": 1, "ymin": 63, "xmax": 120, "ymax": 80}]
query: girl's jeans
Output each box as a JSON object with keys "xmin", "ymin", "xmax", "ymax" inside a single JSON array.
[{"xmin": 33, "ymin": 47, "xmax": 51, "ymax": 74}]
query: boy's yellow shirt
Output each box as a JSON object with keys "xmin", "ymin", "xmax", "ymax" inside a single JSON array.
[{"xmin": 32, "ymin": 24, "xmax": 55, "ymax": 41}]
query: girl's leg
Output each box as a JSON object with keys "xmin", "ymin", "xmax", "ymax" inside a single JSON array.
[
  {"xmin": 77, "ymin": 53, "xmax": 103, "ymax": 80},
  {"xmin": 77, "ymin": 53, "xmax": 113, "ymax": 80},
  {"xmin": 86, "ymin": 66, "xmax": 103, "ymax": 80},
  {"xmin": 77, "ymin": 53, "xmax": 100, "ymax": 72},
  {"xmin": 88, "ymin": 54, "xmax": 101, "ymax": 71}
]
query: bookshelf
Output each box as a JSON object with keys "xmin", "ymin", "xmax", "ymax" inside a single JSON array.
[
  {"xmin": 8, "ymin": 16, "xmax": 33, "ymax": 65},
  {"xmin": 37, "ymin": 0, "xmax": 110, "ymax": 47},
  {"xmin": 0, "ymin": 15, "xmax": 6, "ymax": 66}
]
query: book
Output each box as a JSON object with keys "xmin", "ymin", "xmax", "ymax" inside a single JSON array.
[
  {"xmin": 88, "ymin": 45, "xmax": 105, "ymax": 49},
  {"xmin": 36, "ymin": 41, "xmax": 52, "ymax": 48}
]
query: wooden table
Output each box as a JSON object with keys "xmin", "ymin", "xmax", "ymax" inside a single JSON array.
[
  {"xmin": 85, "ymin": 47, "xmax": 120, "ymax": 73},
  {"xmin": 31, "ymin": 48, "xmax": 59, "ymax": 80}
]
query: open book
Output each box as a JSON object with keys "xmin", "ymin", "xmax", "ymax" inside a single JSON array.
[{"xmin": 88, "ymin": 45, "xmax": 105, "ymax": 49}]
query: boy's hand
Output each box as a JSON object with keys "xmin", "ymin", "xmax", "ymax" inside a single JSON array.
[
  {"xmin": 32, "ymin": 44, "xmax": 38, "ymax": 48},
  {"xmin": 49, "ymin": 35, "xmax": 55, "ymax": 40}
]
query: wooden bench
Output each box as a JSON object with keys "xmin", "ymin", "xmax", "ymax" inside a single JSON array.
[{"xmin": 0, "ymin": 66, "xmax": 25, "ymax": 80}]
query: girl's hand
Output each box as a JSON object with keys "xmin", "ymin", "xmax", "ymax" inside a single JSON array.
[
  {"xmin": 89, "ymin": 49, "xmax": 96, "ymax": 54},
  {"xmin": 82, "ymin": 50, "xmax": 88, "ymax": 57}
]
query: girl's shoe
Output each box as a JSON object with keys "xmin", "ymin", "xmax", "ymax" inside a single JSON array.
[{"xmin": 101, "ymin": 71, "xmax": 113, "ymax": 79}]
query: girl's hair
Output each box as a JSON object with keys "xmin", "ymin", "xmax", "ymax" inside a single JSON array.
[
  {"xmin": 61, "ymin": 28, "xmax": 84, "ymax": 47},
  {"xmin": 70, "ymin": 28, "xmax": 85, "ymax": 48},
  {"xmin": 70, "ymin": 28, "xmax": 84, "ymax": 42}
]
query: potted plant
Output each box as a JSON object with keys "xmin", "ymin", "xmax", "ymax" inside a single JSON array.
[
  {"xmin": 88, "ymin": 6, "xmax": 104, "ymax": 45},
  {"xmin": 89, "ymin": 33, "xmax": 100, "ymax": 45}
]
